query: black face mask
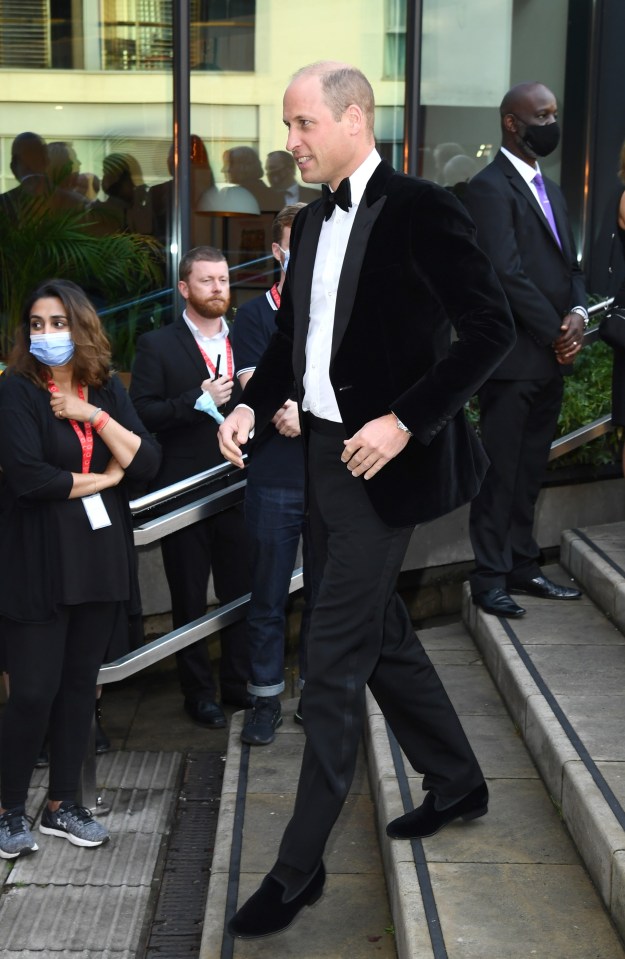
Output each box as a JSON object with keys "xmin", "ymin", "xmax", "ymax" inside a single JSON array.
[{"xmin": 516, "ymin": 119, "xmax": 561, "ymax": 157}]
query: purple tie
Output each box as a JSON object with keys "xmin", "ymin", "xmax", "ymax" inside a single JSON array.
[{"xmin": 533, "ymin": 172, "xmax": 561, "ymax": 248}]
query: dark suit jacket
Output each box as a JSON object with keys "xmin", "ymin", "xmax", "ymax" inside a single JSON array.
[
  {"xmin": 130, "ymin": 315, "xmax": 240, "ymax": 490},
  {"xmin": 239, "ymin": 159, "xmax": 516, "ymax": 528},
  {"xmin": 462, "ymin": 150, "xmax": 587, "ymax": 379}
]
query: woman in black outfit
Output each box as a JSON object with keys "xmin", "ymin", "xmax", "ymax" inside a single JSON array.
[{"xmin": 0, "ymin": 279, "xmax": 160, "ymax": 858}]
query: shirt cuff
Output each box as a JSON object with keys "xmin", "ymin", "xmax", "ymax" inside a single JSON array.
[{"xmin": 235, "ymin": 403, "xmax": 255, "ymax": 439}]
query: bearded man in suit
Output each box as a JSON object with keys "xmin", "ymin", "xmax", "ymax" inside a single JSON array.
[
  {"xmin": 218, "ymin": 61, "xmax": 515, "ymax": 938},
  {"xmin": 463, "ymin": 82, "xmax": 586, "ymax": 619}
]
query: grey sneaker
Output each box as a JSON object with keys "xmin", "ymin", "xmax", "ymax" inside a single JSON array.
[
  {"xmin": 39, "ymin": 801, "xmax": 110, "ymax": 847},
  {"xmin": 0, "ymin": 808, "xmax": 38, "ymax": 859}
]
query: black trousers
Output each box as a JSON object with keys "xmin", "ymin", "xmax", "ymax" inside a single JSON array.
[
  {"xmin": 160, "ymin": 504, "xmax": 250, "ymax": 701},
  {"xmin": 277, "ymin": 429, "xmax": 484, "ymax": 873},
  {"xmin": 1, "ymin": 602, "xmax": 117, "ymax": 808},
  {"xmin": 469, "ymin": 375, "xmax": 563, "ymax": 595}
]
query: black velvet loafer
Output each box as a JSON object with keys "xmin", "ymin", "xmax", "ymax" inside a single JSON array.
[
  {"xmin": 386, "ymin": 782, "xmax": 489, "ymax": 840},
  {"xmin": 228, "ymin": 861, "xmax": 325, "ymax": 939},
  {"xmin": 508, "ymin": 574, "xmax": 581, "ymax": 600}
]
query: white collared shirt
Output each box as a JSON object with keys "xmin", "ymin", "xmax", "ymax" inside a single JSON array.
[
  {"xmin": 302, "ymin": 148, "xmax": 382, "ymax": 422},
  {"xmin": 183, "ymin": 310, "xmax": 231, "ymax": 381},
  {"xmin": 500, "ymin": 146, "xmax": 543, "ymax": 207}
]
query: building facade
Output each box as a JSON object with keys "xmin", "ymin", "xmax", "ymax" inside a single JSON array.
[{"xmin": 0, "ymin": 0, "xmax": 622, "ymax": 359}]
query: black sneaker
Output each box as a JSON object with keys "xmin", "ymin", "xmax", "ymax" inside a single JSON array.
[
  {"xmin": 39, "ymin": 801, "xmax": 109, "ymax": 847},
  {"xmin": 240, "ymin": 698, "xmax": 282, "ymax": 746}
]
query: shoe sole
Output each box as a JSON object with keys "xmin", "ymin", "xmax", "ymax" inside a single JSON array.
[
  {"xmin": 240, "ymin": 716, "xmax": 283, "ymax": 746},
  {"xmin": 508, "ymin": 588, "xmax": 581, "ymax": 600},
  {"xmin": 0, "ymin": 842, "xmax": 38, "ymax": 859},
  {"xmin": 39, "ymin": 824, "xmax": 109, "ymax": 847}
]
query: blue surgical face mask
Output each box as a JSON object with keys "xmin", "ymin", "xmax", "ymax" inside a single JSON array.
[
  {"xmin": 29, "ymin": 331, "xmax": 75, "ymax": 367},
  {"xmin": 278, "ymin": 245, "xmax": 290, "ymax": 273}
]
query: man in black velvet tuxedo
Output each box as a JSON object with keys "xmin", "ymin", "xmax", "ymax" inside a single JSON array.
[
  {"xmin": 218, "ymin": 61, "xmax": 515, "ymax": 939},
  {"xmin": 463, "ymin": 83, "xmax": 586, "ymax": 619}
]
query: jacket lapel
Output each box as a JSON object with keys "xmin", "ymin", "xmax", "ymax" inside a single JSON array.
[
  {"xmin": 330, "ymin": 161, "xmax": 391, "ymax": 360},
  {"xmin": 174, "ymin": 315, "xmax": 211, "ymax": 377},
  {"xmin": 498, "ymin": 153, "xmax": 567, "ymax": 258}
]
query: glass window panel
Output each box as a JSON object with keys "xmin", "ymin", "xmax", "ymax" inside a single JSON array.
[
  {"xmin": 0, "ymin": 0, "xmax": 405, "ymax": 363},
  {"xmin": 419, "ymin": 0, "xmax": 568, "ymax": 188}
]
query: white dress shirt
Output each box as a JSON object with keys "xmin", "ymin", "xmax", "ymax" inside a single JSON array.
[
  {"xmin": 183, "ymin": 310, "xmax": 231, "ymax": 386},
  {"xmin": 302, "ymin": 148, "xmax": 382, "ymax": 422}
]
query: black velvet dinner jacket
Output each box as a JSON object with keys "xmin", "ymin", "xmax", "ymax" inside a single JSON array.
[
  {"xmin": 463, "ymin": 150, "xmax": 587, "ymax": 380},
  {"xmin": 240, "ymin": 159, "xmax": 516, "ymax": 528}
]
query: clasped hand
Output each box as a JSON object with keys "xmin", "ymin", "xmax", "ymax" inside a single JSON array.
[
  {"xmin": 201, "ymin": 374, "xmax": 234, "ymax": 408},
  {"xmin": 553, "ymin": 312, "xmax": 584, "ymax": 365},
  {"xmin": 49, "ymin": 391, "xmax": 92, "ymax": 422}
]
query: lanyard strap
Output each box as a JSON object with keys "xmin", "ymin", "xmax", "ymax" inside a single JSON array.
[
  {"xmin": 195, "ymin": 336, "xmax": 233, "ymax": 379},
  {"xmin": 268, "ymin": 283, "xmax": 281, "ymax": 309},
  {"xmin": 48, "ymin": 381, "xmax": 94, "ymax": 474}
]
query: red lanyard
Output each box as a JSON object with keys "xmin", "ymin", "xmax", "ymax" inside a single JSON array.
[
  {"xmin": 268, "ymin": 283, "xmax": 281, "ymax": 309},
  {"xmin": 48, "ymin": 381, "xmax": 94, "ymax": 474},
  {"xmin": 196, "ymin": 337, "xmax": 233, "ymax": 379}
]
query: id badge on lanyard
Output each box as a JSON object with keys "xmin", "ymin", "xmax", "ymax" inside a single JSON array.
[{"xmin": 48, "ymin": 380, "xmax": 112, "ymax": 530}]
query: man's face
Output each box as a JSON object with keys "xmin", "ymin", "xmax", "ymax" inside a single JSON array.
[
  {"xmin": 179, "ymin": 259, "xmax": 231, "ymax": 319},
  {"xmin": 507, "ymin": 85, "xmax": 558, "ymax": 159},
  {"xmin": 283, "ymin": 74, "xmax": 358, "ymax": 190},
  {"xmin": 265, "ymin": 154, "xmax": 295, "ymax": 191}
]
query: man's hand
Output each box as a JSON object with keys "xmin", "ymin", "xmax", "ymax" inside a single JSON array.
[
  {"xmin": 201, "ymin": 374, "xmax": 234, "ymax": 408},
  {"xmin": 341, "ymin": 413, "xmax": 410, "ymax": 480},
  {"xmin": 553, "ymin": 312, "xmax": 584, "ymax": 365},
  {"xmin": 272, "ymin": 399, "xmax": 301, "ymax": 438},
  {"xmin": 218, "ymin": 406, "xmax": 255, "ymax": 468}
]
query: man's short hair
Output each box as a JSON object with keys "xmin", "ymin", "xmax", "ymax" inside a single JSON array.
[
  {"xmin": 271, "ymin": 203, "xmax": 306, "ymax": 245},
  {"xmin": 293, "ymin": 62, "xmax": 375, "ymax": 135},
  {"xmin": 179, "ymin": 246, "xmax": 227, "ymax": 282}
]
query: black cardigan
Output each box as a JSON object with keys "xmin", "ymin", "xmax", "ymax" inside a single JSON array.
[{"xmin": 0, "ymin": 372, "xmax": 161, "ymax": 623}]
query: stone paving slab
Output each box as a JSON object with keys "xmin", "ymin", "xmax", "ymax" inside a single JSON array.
[
  {"xmin": 1, "ymin": 885, "xmax": 153, "ymax": 952},
  {"xmin": 0, "ymin": 751, "xmax": 182, "ymax": 957}
]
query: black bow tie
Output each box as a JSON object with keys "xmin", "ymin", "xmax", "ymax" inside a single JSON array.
[{"xmin": 321, "ymin": 178, "xmax": 352, "ymax": 220}]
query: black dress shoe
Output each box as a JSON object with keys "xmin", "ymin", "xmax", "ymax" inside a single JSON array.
[
  {"xmin": 508, "ymin": 574, "xmax": 581, "ymax": 600},
  {"xmin": 228, "ymin": 861, "xmax": 325, "ymax": 939},
  {"xmin": 386, "ymin": 781, "xmax": 489, "ymax": 840},
  {"xmin": 472, "ymin": 587, "xmax": 525, "ymax": 618},
  {"xmin": 241, "ymin": 698, "xmax": 282, "ymax": 746},
  {"xmin": 183, "ymin": 698, "xmax": 226, "ymax": 729}
]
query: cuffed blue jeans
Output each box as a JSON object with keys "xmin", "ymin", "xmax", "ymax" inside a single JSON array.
[{"xmin": 244, "ymin": 483, "xmax": 312, "ymax": 697}]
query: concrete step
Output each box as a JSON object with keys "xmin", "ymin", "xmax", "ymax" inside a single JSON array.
[
  {"xmin": 205, "ymin": 614, "xmax": 624, "ymax": 958},
  {"xmin": 562, "ymin": 521, "xmax": 625, "ymax": 634},
  {"xmin": 463, "ymin": 556, "xmax": 625, "ymax": 946}
]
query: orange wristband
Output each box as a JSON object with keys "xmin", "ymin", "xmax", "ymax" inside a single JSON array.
[{"xmin": 94, "ymin": 411, "xmax": 111, "ymax": 433}]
